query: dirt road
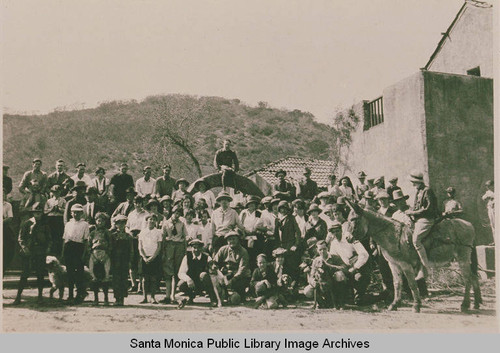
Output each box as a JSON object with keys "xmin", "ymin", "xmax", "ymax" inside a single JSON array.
[{"xmin": 2, "ymin": 280, "xmax": 497, "ymax": 333}]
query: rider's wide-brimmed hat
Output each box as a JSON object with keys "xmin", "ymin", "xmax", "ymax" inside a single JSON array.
[
  {"xmin": 409, "ymin": 171, "xmax": 424, "ymax": 183},
  {"xmin": 392, "ymin": 190, "xmax": 409, "ymax": 201}
]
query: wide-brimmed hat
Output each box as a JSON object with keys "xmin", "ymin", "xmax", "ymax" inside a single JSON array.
[
  {"xmin": 446, "ymin": 187, "xmax": 455, "ymax": 194},
  {"xmin": 306, "ymin": 237, "xmax": 318, "ymax": 250},
  {"xmin": 272, "ymin": 247, "xmax": 287, "ymax": 257},
  {"xmin": 76, "ymin": 162, "xmax": 86, "ymax": 168},
  {"xmin": 292, "ymin": 199, "xmax": 306, "ymax": 209},
  {"xmin": 114, "ymin": 214, "xmax": 128, "ymax": 223},
  {"xmin": 409, "ymin": 171, "xmax": 424, "ymax": 183},
  {"xmin": 306, "ymin": 203, "xmax": 322, "ymax": 215},
  {"xmin": 175, "ymin": 178, "xmax": 189, "ymax": 188},
  {"xmin": 317, "ymin": 191, "xmax": 331, "ymax": 200},
  {"xmin": 274, "ymin": 169, "xmax": 287, "ymax": 177},
  {"xmin": 145, "ymin": 199, "xmax": 160, "ymax": 209},
  {"xmin": 159, "ymin": 195, "xmax": 172, "ymax": 203},
  {"xmin": 70, "ymin": 203, "xmax": 84, "ymax": 212},
  {"xmin": 188, "ymin": 238, "xmax": 204, "ymax": 247},
  {"xmin": 216, "ymin": 190, "xmax": 233, "ymax": 202},
  {"xmin": 392, "ymin": 190, "xmax": 409, "ymax": 201},
  {"xmin": 357, "ymin": 171, "xmax": 367, "ymax": 178},
  {"xmin": 261, "ymin": 196, "xmax": 273, "ymax": 205},
  {"xmin": 224, "ymin": 231, "xmax": 240, "ymax": 240},
  {"xmin": 270, "ymin": 198, "xmax": 281, "ymax": 205},
  {"xmin": 374, "ymin": 190, "xmax": 390, "ymax": 200},
  {"xmin": 245, "ymin": 195, "xmax": 261, "ymax": 207},
  {"xmin": 194, "ymin": 179, "xmax": 208, "ymax": 189},
  {"xmin": 277, "ymin": 200, "xmax": 290, "ymax": 211}
]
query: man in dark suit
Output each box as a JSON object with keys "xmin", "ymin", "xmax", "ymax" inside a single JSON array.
[
  {"xmin": 275, "ymin": 201, "xmax": 301, "ymax": 279},
  {"xmin": 213, "ymin": 139, "xmax": 239, "ymax": 190},
  {"xmin": 47, "ymin": 159, "xmax": 74, "ymax": 197},
  {"xmin": 273, "ymin": 169, "xmax": 295, "ymax": 201},
  {"xmin": 84, "ymin": 187, "xmax": 106, "ymax": 229}
]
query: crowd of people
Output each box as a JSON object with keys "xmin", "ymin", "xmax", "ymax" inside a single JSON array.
[{"xmin": 2, "ymin": 139, "xmax": 495, "ymax": 309}]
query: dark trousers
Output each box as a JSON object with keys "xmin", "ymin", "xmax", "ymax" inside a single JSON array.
[
  {"xmin": 47, "ymin": 216, "xmax": 64, "ymax": 258},
  {"xmin": 375, "ymin": 250, "xmax": 393, "ymax": 294},
  {"xmin": 221, "ymin": 169, "xmax": 236, "ymax": 190},
  {"xmin": 212, "ymin": 236, "xmax": 227, "ymax": 256},
  {"xmin": 178, "ymin": 272, "xmax": 216, "ymax": 302},
  {"xmin": 64, "ymin": 241, "xmax": 85, "ymax": 299},
  {"xmin": 227, "ymin": 275, "xmax": 250, "ymax": 299},
  {"xmin": 17, "ymin": 252, "xmax": 46, "ymax": 298}
]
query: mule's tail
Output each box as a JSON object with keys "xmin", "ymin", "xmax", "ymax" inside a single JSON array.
[{"xmin": 470, "ymin": 243, "xmax": 478, "ymax": 276}]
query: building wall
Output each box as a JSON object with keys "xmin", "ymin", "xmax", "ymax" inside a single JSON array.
[
  {"xmin": 424, "ymin": 71, "xmax": 494, "ymax": 244},
  {"xmin": 345, "ymin": 72, "xmax": 429, "ymax": 204},
  {"xmin": 426, "ymin": 4, "xmax": 493, "ymax": 78}
]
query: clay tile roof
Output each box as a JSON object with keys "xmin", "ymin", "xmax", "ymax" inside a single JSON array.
[{"xmin": 245, "ymin": 157, "xmax": 336, "ymax": 188}]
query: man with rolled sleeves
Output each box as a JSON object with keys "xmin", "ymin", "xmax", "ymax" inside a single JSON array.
[
  {"xmin": 213, "ymin": 231, "xmax": 251, "ymax": 303},
  {"xmin": 62, "ymin": 203, "xmax": 90, "ymax": 304},
  {"xmin": 13, "ymin": 202, "xmax": 52, "ymax": 305},
  {"xmin": 155, "ymin": 164, "xmax": 176, "ymax": 199},
  {"xmin": 405, "ymin": 171, "xmax": 438, "ymax": 280},
  {"xmin": 177, "ymin": 238, "xmax": 218, "ymax": 307},
  {"xmin": 19, "ymin": 158, "xmax": 48, "ymax": 195},
  {"xmin": 47, "ymin": 159, "xmax": 73, "ymax": 197}
]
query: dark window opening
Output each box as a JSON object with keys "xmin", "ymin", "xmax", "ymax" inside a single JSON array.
[
  {"xmin": 363, "ymin": 96, "xmax": 384, "ymax": 130},
  {"xmin": 467, "ymin": 66, "xmax": 481, "ymax": 76}
]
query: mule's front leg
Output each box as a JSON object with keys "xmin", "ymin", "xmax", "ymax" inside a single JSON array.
[
  {"xmin": 387, "ymin": 261, "xmax": 402, "ymax": 311},
  {"xmin": 400, "ymin": 263, "xmax": 421, "ymax": 313}
]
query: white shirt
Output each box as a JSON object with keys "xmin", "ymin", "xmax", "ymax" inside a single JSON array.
[
  {"xmin": 339, "ymin": 185, "xmax": 354, "ymax": 199},
  {"xmin": 92, "ymin": 177, "xmax": 110, "ymax": 195},
  {"xmin": 126, "ymin": 209, "xmax": 148, "ymax": 232},
  {"xmin": 184, "ymin": 220, "xmax": 201, "ymax": 242},
  {"xmin": 328, "ymin": 185, "xmax": 341, "ymax": 197},
  {"xmin": 260, "ymin": 209, "xmax": 276, "ymax": 236},
  {"xmin": 63, "ymin": 218, "xmax": 90, "ymax": 243},
  {"xmin": 71, "ymin": 173, "xmax": 93, "ymax": 187},
  {"xmin": 138, "ymin": 227, "xmax": 162, "ymax": 257},
  {"xmin": 135, "ymin": 177, "xmax": 156, "ymax": 197},
  {"xmin": 482, "ymin": 190, "xmax": 495, "ymax": 209},
  {"xmin": 44, "ymin": 196, "xmax": 66, "ymax": 216},
  {"xmin": 329, "ymin": 237, "xmax": 369, "ymax": 270},
  {"xmin": 240, "ymin": 209, "xmax": 262, "ymax": 233},
  {"xmin": 3, "ymin": 201, "xmax": 13, "ymax": 220},
  {"xmin": 198, "ymin": 220, "xmax": 213, "ymax": 247}
]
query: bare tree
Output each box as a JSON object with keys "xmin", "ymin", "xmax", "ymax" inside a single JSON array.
[{"xmin": 147, "ymin": 95, "xmax": 205, "ymax": 178}]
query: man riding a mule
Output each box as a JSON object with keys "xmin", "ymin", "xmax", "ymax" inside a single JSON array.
[{"xmin": 405, "ymin": 171, "xmax": 439, "ymax": 280}]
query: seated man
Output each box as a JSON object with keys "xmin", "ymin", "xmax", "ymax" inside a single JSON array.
[
  {"xmin": 250, "ymin": 253, "xmax": 279, "ymax": 309},
  {"xmin": 177, "ymin": 239, "xmax": 218, "ymax": 308},
  {"xmin": 213, "ymin": 139, "xmax": 239, "ymax": 190},
  {"xmin": 213, "ymin": 231, "xmax": 251, "ymax": 305}
]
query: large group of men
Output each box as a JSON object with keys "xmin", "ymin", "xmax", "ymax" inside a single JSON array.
[{"xmin": 2, "ymin": 139, "xmax": 495, "ymax": 309}]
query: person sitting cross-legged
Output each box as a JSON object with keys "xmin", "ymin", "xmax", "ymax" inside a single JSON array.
[{"xmin": 251, "ymin": 254, "xmax": 279, "ymax": 309}]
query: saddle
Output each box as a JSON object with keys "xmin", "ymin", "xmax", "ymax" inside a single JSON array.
[{"xmin": 421, "ymin": 218, "xmax": 454, "ymax": 251}]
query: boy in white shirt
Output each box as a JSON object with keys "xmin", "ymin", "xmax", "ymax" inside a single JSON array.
[{"xmin": 138, "ymin": 214, "xmax": 163, "ymax": 304}]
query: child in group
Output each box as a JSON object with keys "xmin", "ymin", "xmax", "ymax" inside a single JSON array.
[
  {"xmin": 88, "ymin": 212, "xmax": 112, "ymax": 306},
  {"xmin": 110, "ymin": 215, "xmax": 133, "ymax": 306},
  {"xmin": 138, "ymin": 213, "xmax": 163, "ymax": 304},
  {"xmin": 250, "ymin": 254, "xmax": 278, "ymax": 309}
]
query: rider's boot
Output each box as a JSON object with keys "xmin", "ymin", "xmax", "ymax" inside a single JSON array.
[{"xmin": 415, "ymin": 247, "xmax": 430, "ymax": 281}]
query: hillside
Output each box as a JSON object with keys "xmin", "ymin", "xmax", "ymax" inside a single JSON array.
[{"xmin": 3, "ymin": 95, "xmax": 338, "ymax": 194}]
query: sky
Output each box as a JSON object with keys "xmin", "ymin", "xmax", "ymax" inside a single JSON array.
[{"xmin": 1, "ymin": 0, "xmax": 465, "ymax": 124}]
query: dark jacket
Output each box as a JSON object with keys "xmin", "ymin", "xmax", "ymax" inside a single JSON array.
[
  {"xmin": 18, "ymin": 219, "xmax": 51, "ymax": 255},
  {"xmin": 274, "ymin": 214, "xmax": 300, "ymax": 250},
  {"xmin": 214, "ymin": 149, "xmax": 239, "ymax": 172},
  {"xmin": 409, "ymin": 186, "xmax": 438, "ymax": 220}
]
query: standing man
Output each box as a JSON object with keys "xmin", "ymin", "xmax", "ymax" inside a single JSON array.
[
  {"xmin": 71, "ymin": 162, "xmax": 93, "ymax": 188},
  {"xmin": 13, "ymin": 203, "xmax": 51, "ymax": 305},
  {"xmin": 19, "ymin": 158, "xmax": 48, "ymax": 195},
  {"xmin": 109, "ymin": 163, "xmax": 135, "ymax": 210},
  {"xmin": 355, "ymin": 171, "xmax": 369, "ymax": 201},
  {"xmin": 298, "ymin": 167, "xmax": 318, "ymax": 202},
  {"xmin": 62, "ymin": 204, "xmax": 90, "ymax": 304},
  {"xmin": 405, "ymin": 171, "xmax": 438, "ymax": 280},
  {"xmin": 135, "ymin": 166, "xmax": 156, "ymax": 199},
  {"xmin": 155, "ymin": 164, "xmax": 176, "ymax": 199},
  {"xmin": 275, "ymin": 201, "xmax": 301, "ymax": 279},
  {"xmin": 273, "ymin": 169, "xmax": 295, "ymax": 202},
  {"xmin": 213, "ymin": 139, "xmax": 239, "ymax": 190},
  {"xmin": 211, "ymin": 191, "xmax": 246, "ymax": 254},
  {"xmin": 47, "ymin": 159, "xmax": 74, "ymax": 197},
  {"xmin": 482, "ymin": 180, "xmax": 495, "ymax": 244}
]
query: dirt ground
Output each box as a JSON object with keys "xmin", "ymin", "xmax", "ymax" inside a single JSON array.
[{"xmin": 3, "ymin": 279, "xmax": 498, "ymax": 333}]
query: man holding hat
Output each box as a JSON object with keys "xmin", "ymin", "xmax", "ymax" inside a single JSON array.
[
  {"xmin": 405, "ymin": 171, "xmax": 438, "ymax": 280},
  {"xmin": 14, "ymin": 202, "xmax": 51, "ymax": 305},
  {"xmin": 135, "ymin": 166, "xmax": 156, "ymax": 199},
  {"xmin": 177, "ymin": 238, "xmax": 218, "ymax": 307},
  {"xmin": 62, "ymin": 203, "xmax": 90, "ymax": 304},
  {"xmin": 211, "ymin": 191, "xmax": 246, "ymax": 254},
  {"xmin": 109, "ymin": 163, "xmax": 134, "ymax": 208},
  {"xmin": 213, "ymin": 139, "xmax": 239, "ymax": 190},
  {"xmin": 155, "ymin": 164, "xmax": 177, "ymax": 199},
  {"xmin": 19, "ymin": 158, "xmax": 48, "ymax": 195},
  {"xmin": 355, "ymin": 171, "xmax": 369, "ymax": 201},
  {"xmin": 71, "ymin": 162, "xmax": 93, "ymax": 188},
  {"xmin": 213, "ymin": 231, "xmax": 251, "ymax": 303},
  {"xmin": 273, "ymin": 169, "xmax": 295, "ymax": 201},
  {"xmin": 298, "ymin": 167, "xmax": 318, "ymax": 201},
  {"xmin": 47, "ymin": 159, "xmax": 73, "ymax": 197},
  {"xmin": 64, "ymin": 181, "xmax": 88, "ymax": 224}
]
